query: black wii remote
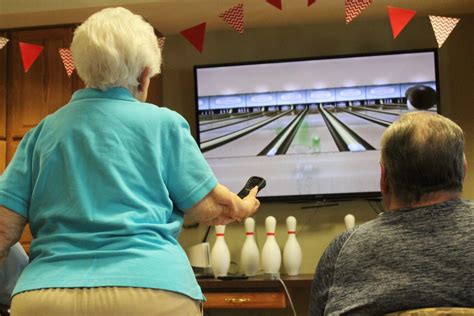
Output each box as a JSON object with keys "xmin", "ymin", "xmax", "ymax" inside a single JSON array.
[{"xmin": 237, "ymin": 176, "xmax": 266, "ymax": 198}]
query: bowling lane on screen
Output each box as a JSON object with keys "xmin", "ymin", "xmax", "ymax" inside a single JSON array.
[
  {"xmin": 203, "ymin": 112, "xmax": 297, "ymax": 158},
  {"xmin": 199, "ymin": 113, "xmax": 273, "ymax": 143},
  {"xmin": 351, "ymin": 108, "xmax": 401, "ymax": 122},
  {"xmin": 331, "ymin": 111, "xmax": 386, "ymax": 149},
  {"xmin": 209, "ymin": 151, "xmax": 380, "ymax": 197},
  {"xmin": 286, "ymin": 108, "xmax": 339, "ymax": 154},
  {"xmin": 199, "ymin": 112, "xmax": 263, "ymax": 132}
]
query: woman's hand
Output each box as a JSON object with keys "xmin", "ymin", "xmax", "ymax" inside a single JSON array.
[{"xmin": 187, "ymin": 184, "xmax": 261, "ymax": 226}]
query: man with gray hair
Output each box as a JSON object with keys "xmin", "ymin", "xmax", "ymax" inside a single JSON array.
[{"xmin": 310, "ymin": 112, "xmax": 473, "ymax": 315}]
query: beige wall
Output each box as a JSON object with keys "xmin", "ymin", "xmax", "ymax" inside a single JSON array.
[
  {"xmin": 161, "ymin": 14, "xmax": 473, "ymax": 315},
  {"xmin": 165, "ymin": 13, "xmax": 474, "ymax": 263}
]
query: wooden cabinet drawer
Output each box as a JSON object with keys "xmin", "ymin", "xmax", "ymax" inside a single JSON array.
[{"xmin": 203, "ymin": 291, "xmax": 286, "ymax": 309}]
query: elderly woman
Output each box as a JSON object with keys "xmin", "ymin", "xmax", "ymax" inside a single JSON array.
[{"xmin": 0, "ymin": 7, "xmax": 260, "ymax": 316}]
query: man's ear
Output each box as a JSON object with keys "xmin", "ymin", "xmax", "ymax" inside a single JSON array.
[{"xmin": 380, "ymin": 163, "xmax": 389, "ymax": 194}]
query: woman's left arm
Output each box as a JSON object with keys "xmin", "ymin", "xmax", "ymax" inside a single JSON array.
[{"xmin": 0, "ymin": 206, "xmax": 27, "ymax": 265}]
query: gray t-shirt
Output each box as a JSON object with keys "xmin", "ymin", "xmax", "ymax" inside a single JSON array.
[{"xmin": 310, "ymin": 198, "xmax": 474, "ymax": 315}]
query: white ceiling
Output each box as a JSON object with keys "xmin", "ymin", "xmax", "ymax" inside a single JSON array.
[{"xmin": 0, "ymin": 0, "xmax": 473, "ymax": 34}]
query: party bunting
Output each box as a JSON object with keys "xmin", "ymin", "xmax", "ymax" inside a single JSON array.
[
  {"xmin": 0, "ymin": 37, "xmax": 9, "ymax": 50},
  {"xmin": 345, "ymin": 0, "xmax": 373, "ymax": 24},
  {"xmin": 19, "ymin": 42, "xmax": 44, "ymax": 72},
  {"xmin": 219, "ymin": 4, "xmax": 244, "ymax": 34},
  {"xmin": 59, "ymin": 48, "xmax": 75, "ymax": 77},
  {"xmin": 308, "ymin": 0, "xmax": 316, "ymax": 7},
  {"xmin": 266, "ymin": 0, "xmax": 282, "ymax": 11},
  {"xmin": 429, "ymin": 15, "xmax": 460, "ymax": 48},
  {"xmin": 387, "ymin": 6, "xmax": 416, "ymax": 39},
  {"xmin": 180, "ymin": 22, "xmax": 206, "ymax": 53},
  {"xmin": 158, "ymin": 37, "xmax": 166, "ymax": 50}
]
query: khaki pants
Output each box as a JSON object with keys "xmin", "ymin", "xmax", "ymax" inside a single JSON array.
[{"xmin": 11, "ymin": 287, "xmax": 202, "ymax": 316}]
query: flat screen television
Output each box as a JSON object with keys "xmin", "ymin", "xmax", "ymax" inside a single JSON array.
[{"xmin": 193, "ymin": 49, "xmax": 439, "ymax": 201}]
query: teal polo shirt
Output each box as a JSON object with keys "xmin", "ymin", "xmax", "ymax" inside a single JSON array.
[{"xmin": 0, "ymin": 87, "xmax": 217, "ymax": 300}]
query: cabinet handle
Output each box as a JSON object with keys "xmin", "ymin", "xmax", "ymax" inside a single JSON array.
[{"xmin": 224, "ymin": 297, "xmax": 251, "ymax": 303}]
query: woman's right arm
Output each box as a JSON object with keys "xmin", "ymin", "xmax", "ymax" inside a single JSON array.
[
  {"xmin": 186, "ymin": 183, "xmax": 260, "ymax": 226},
  {"xmin": 0, "ymin": 206, "xmax": 27, "ymax": 266}
]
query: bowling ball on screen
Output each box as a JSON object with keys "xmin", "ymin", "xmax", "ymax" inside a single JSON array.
[{"xmin": 406, "ymin": 85, "xmax": 437, "ymax": 110}]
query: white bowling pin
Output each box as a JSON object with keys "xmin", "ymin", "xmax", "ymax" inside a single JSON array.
[
  {"xmin": 240, "ymin": 217, "xmax": 260, "ymax": 276},
  {"xmin": 344, "ymin": 214, "xmax": 355, "ymax": 230},
  {"xmin": 261, "ymin": 216, "xmax": 281, "ymax": 274},
  {"xmin": 283, "ymin": 216, "xmax": 302, "ymax": 276},
  {"xmin": 211, "ymin": 225, "xmax": 230, "ymax": 277}
]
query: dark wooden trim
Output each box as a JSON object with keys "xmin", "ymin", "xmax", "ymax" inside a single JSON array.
[
  {"xmin": 198, "ymin": 273, "xmax": 314, "ymax": 291},
  {"xmin": 0, "ymin": 23, "xmax": 79, "ymax": 33}
]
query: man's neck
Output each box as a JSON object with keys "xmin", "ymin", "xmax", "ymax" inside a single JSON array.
[{"xmin": 387, "ymin": 191, "xmax": 460, "ymax": 212}]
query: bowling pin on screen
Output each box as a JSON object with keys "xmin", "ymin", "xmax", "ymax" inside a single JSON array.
[{"xmin": 193, "ymin": 49, "xmax": 439, "ymax": 201}]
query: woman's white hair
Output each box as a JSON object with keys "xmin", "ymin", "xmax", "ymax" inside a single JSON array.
[{"xmin": 71, "ymin": 7, "xmax": 161, "ymax": 90}]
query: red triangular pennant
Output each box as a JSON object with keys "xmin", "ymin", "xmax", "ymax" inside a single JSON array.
[
  {"xmin": 308, "ymin": 0, "xmax": 316, "ymax": 7},
  {"xmin": 158, "ymin": 37, "xmax": 166, "ymax": 50},
  {"xmin": 219, "ymin": 4, "xmax": 244, "ymax": 34},
  {"xmin": 19, "ymin": 42, "xmax": 44, "ymax": 72},
  {"xmin": 345, "ymin": 0, "xmax": 373, "ymax": 24},
  {"xmin": 266, "ymin": 0, "xmax": 282, "ymax": 10},
  {"xmin": 387, "ymin": 6, "xmax": 416, "ymax": 39},
  {"xmin": 180, "ymin": 22, "xmax": 206, "ymax": 53},
  {"xmin": 59, "ymin": 48, "xmax": 75, "ymax": 77},
  {"xmin": 429, "ymin": 15, "xmax": 460, "ymax": 48}
]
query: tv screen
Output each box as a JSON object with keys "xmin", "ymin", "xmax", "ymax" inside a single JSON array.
[{"xmin": 193, "ymin": 50, "xmax": 439, "ymax": 201}]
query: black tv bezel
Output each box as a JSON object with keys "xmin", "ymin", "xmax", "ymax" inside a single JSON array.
[{"xmin": 192, "ymin": 48, "xmax": 440, "ymax": 203}]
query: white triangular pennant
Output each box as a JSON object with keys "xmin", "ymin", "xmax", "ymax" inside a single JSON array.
[{"xmin": 429, "ymin": 15, "xmax": 460, "ymax": 48}]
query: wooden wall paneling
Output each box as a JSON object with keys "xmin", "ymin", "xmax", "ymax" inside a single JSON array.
[
  {"xmin": 20, "ymin": 225, "xmax": 32, "ymax": 254},
  {"xmin": 6, "ymin": 138, "xmax": 19, "ymax": 164},
  {"xmin": 0, "ymin": 32, "xmax": 6, "ymax": 140},
  {"xmin": 7, "ymin": 27, "xmax": 74, "ymax": 139},
  {"xmin": 0, "ymin": 140, "xmax": 6, "ymax": 173}
]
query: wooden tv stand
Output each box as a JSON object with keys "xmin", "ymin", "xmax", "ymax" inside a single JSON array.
[{"xmin": 198, "ymin": 274, "xmax": 313, "ymax": 309}]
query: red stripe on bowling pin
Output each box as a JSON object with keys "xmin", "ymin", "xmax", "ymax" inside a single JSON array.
[
  {"xmin": 216, "ymin": 233, "xmax": 225, "ymax": 236},
  {"xmin": 266, "ymin": 232, "xmax": 275, "ymax": 236},
  {"xmin": 288, "ymin": 231, "xmax": 296, "ymax": 234},
  {"xmin": 246, "ymin": 232, "xmax": 254, "ymax": 235}
]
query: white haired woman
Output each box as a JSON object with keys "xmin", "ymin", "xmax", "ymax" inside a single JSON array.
[{"xmin": 0, "ymin": 7, "xmax": 260, "ymax": 316}]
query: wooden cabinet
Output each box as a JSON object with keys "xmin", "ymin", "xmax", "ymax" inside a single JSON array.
[
  {"xmin": 1, "ymin": 32, "xmax": 6, "ymax": 171},
  {"xmin": 7, "ymin": 27, "xmax": 75, "ymax": 139},
  {"xmin": 20, "ymin": 225, "xmax": 32, "ymax": 254},
  {"xmin": 198, "ymin": 274, "xmax": 313, "ymax": 310},
  {"xmin": 4, "ymin": 26, "xmax": 77, "ymax": 253},
  {"xmin": 7, "ymin": 139, "xmax": 19, "ymax": 164},
  {"xmin": 0, "ymin": 32, "xmax": 6, "ymax": 139},
  {"xmin": 204, "ymin": 292, "xmax": 286, "ymax": 309},
  {"xmin": 2, "ymin": 25, "xmax": 164, "ymax": 253},
  {"xmin": 0, "ymin": 140, "xmax": 6, "ymax": 173}
]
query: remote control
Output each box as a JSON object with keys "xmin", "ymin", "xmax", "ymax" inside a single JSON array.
[{"xmin": 237, "ymin": 176, "xmax": 266, "ymax": 198}]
